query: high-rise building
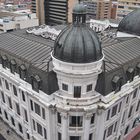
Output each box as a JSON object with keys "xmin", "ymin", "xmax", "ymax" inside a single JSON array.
[
  {"xmin": 111, "ymin": 1, "xmax": 118, "ymax": 19},
  {"xmin": 31, "ymin": 0, "xmax": 112, "ymax": 25},
  {"xmin": 82, "ymin": 0, "xmax": 112, "ymax": 20},
  {"xmin": 31, "ymin": 0, "xmax": 79, "ymax": 25},
  {"xmin": 31, "ymin": 0, "xmax": 45, "ymax": 25},
  {"xmin": 1, "ymin": 4, "xmax": 140, "ymax": 140},
  {"xmin": 117, "ymin": 0, "xmax": 140, "ymax": 19}
]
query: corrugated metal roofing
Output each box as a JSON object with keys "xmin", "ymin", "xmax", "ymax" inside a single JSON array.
[
  {"xmin": 0, "ymin": 33, "xmax": 52, "ymax": 72},
  {"xmin": 103, "ymin": 38, "xmax": 140, "ymax": 72},
  {"xmin": 0, "ymin": 28, "xmax": 140, "ymax": 74}
]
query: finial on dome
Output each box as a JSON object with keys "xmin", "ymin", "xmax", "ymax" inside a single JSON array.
[{"xmin": 72, "ymin": 3, "xmax": 86, "ymax": 24}]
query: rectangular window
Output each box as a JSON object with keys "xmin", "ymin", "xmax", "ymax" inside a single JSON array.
[
  {"xmin": 62, "ymin": 83, "xmax": 68, "ymax": 91},
  {"xmin": 128, "ymin": 106, "xmax": 133, "ymax": 118},
  {"xmin": 136, "ymin": 100, "xmax": 140, "ymax": 112},
  {"xmin": 8, "ymin": 97, "xmax": 12, "ymax": 109},
  {"xmin": 0, "ymin": 78, "xmax": 2, "ymax": 87},
  {"xmin": 13, "ymin": 85, "xmax": 17, "ymax": 96},
  {"xmin": 1, "ymin": 91, "xmax": 5, "ymax": 103},
  {"xmin": 34, "ymin": 102, "xmax": 40, "ymax": 116},
  {"xmin": 22, "ymin": 91, "xmax": 26, "ymax": 102},
  {"xmin": 70, "ymin": 136, "xmax": 81, "ymax": 140},
  {"xmin": 37, "ymin": 122, "xmax": 43, "ymax": 136},
  {"xmin": 27, "ymin": 133, "xmax": 30, "ymax": 140},
  {"xmin": 107, "ymin": 124, "xmax": 113, "ymax": 137},
  {"xmin": 18, "ymin": 123, "xmax": 23, "ymax": 133},
  {"xmin": 124, "ymin": 126, "xmax": 129, "ymax": 135},
  {"xmin": 74, "ymin": 86, "xmax": 81, "ymax": 98},
  {"xmin": 122, "ymin": 111, "xmax": 126, "ymax": 124},
  {"xmin": 44, "ymin": 128, "xmax": 47, "ymax": 139},
  {"xmin": 42, "ymin": 108, "xmax": 45, "ymax": 119},
  {"xmin": 91, "ymin": 113, "xmax": 95, "ymax": 124},
  {"xmin": 106, "ymin": 109, "xmax": 110, "ymax": 121},
  {"xmin": 133, "ymin": 89, "xmax": 137, "ymax": 99},
  {"xmin": 126, "ymin": 95, "xmax": 129, "ymax": 104},
  {"xmin": 58, "ymin": 132, "xmax": 61, "ymax": 140},
  {"xmin": 118, "ymin": 102, "xmax": 122, "ymax": 113},
  {"xmin": 57, "ymin": 112, "xmax": 61, "ymax": 124},
  {"xmin": 87, "ymin": 84, "xmax": 92, "ymax": 92},
  {"xmin": 11, "ymin": 117, "xmax": 15, "ymax": 126},
  {"xmin": 16, "ymin": 103, "xmax": 20, "ymax": 115},
  {"xmin": 111, "ymin": 104, "xmax": 118, "ymax": 117},
  {"xmin": 4, "ymin": 110, "xmax": 8, "ymax": 120},
  {"xmin": 33, "ymin": 119, "xmax": 36, "ymax": 131},
  {"xmin": 30, "ymin": 100, "xmax": 33, "ymax": 111},
  {"xmin": 5, "ymin": 80, "xmax": 9, "ymax": 90},
  {"xmin": 0, "ymin": 107, "xmax": 2, "ymax": 114},
  {"xmin": 24, "ymin": 109, "xmax": 28, "ymax": 122},
  {"xmin": 114, "ymin": 121, "xmax": 117, "ymax": 132},
  {"xmin": 89, "ymin": 133, "xmax": 92, "ymax": 140},
  {"xmin": 69, "ymin": 116, "xmax": 83, "ymax": 127},
  {"xmin": 103, "ymin": 130, "xmax": 106, "ymax": 140}
]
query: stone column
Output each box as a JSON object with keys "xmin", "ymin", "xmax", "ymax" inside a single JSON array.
[
  {"xmin": 84, "ymin": 114, "xmax": 92, "ymax": 140},
  {"xmin": 95, "ymin": 108, "xmax": 105, "ymax": 140},
  {"xmin": 49, "ymin": 106, "xmax": 56, "ymax": 140},
  {"xmin": 61, "ymin": 112, "xmax": 68, "ymax": 140}
]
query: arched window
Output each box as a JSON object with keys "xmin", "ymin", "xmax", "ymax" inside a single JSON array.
[
  {"xmin": 1, "ymin": 55, "xmax": 8, "ymax": 68},
  {"xmin": 10, "ymin": 59, "xmax": 17, "ymax": 74},
  {"xmin": 31, "ymin": 75, "xmax": 41, "ymax": 92},
  {"xmin": 13, "ymin": 85, "xmax": 17, "ymax": 96},
  {"xmin": 19, "ymin": 64, "xmax": 27, "ymax": 80},
  {"xmin": 112, "ymin": 75, "xmax": 122, "ymax": 92},
  {"xmin": 126, "ymin": 67, "xmax": 135, "ymax": 82}
]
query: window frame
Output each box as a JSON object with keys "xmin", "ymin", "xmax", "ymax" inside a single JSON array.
[
  {"xmin": 87, "ymin": 84, "xmax": 93, "ymax": 92},
  {"xmin": 74, "ymin": 86, "xmax": 81, "ymax": 98},
  {"xmin": 62, "ymin": 83, "xmax": 68, "ymax": 91}
]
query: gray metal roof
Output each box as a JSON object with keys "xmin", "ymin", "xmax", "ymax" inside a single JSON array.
[
  {"xmin": 1, "ymin": 26, "xmax": 140, "ymax": 96},
  {"xmin": 1, "ymin": 30, "xmax": 140, "ymax": 73},
  {"xmin": 103, "ymin": 37, "xmax": 140, "ymax": 72},
  {"xmin": 0, "ymin": 33, "xmax": 52, "ymax": 72}
]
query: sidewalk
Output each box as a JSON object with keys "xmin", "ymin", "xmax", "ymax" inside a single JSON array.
[{"xmin": 0, "ymin": 118, "xmax": 23, "ymax": 140}]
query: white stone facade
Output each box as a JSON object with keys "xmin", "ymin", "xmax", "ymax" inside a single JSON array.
[
  {"xmin": 0, "ymin": 49, "xmax": 140, "ymax": 140},
  {"xmin": 89, "ymin": 19, "xmax": 118, "ymax": 32}
]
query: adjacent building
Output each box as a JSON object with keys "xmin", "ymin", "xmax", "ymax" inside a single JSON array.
[
  {"xmin": 1, "ymin": 4, "xmax": 140, "ymax": 140},
  {"xmin": 117, "ymin": 0, "xmax": 140, "ymax": 19},
  {"xmin": 31, "ymin": 0, "xmax": 45, "ymax": 25},
  {"xmin": 31, "ymin": 0, "xmax": 79, "ymax": 25},
  {"xmin": 89, "ymin": 18, "xmax": 119, "ymax": 32},
  {"xmin": 31, "ymin": 0, "xmax": 112, "ymax": 25},
  {"xmin": 0, "ymin": 12, "xmax": 38, "ymax": 32}
]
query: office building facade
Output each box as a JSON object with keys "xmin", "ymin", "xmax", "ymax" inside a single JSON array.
[{"xmin": 117, "ymin": 0, "xmax": 140, "ymax": 19}]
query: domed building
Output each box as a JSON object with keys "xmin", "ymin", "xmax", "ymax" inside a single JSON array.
[
  {"xmin": 1, "ymin": 3, "xmax": 140, "ymax": 140},
  {"xmin": 117, "ymin": 9, "xmax": 140, "ymax": 37},
  {"xmin": 53, "ymin": 5, "xmax": 103, "ymax": 63}
]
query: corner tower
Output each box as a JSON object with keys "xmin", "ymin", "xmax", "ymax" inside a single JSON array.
[
  {"xmin": 51, "ymin": 4, "xmax": 104, "ymax": 140},
  {"xmin": 52, "ymin": 4, "xmax": 104, "ymax": 100}
]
